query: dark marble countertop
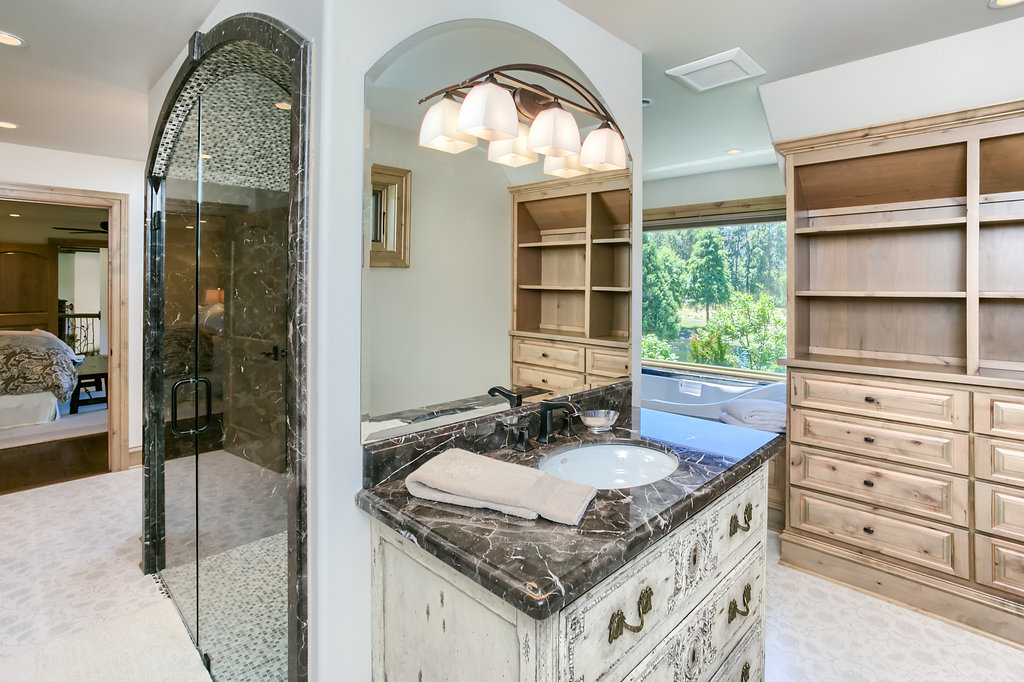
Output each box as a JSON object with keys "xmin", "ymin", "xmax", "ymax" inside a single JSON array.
[{"xmin": 356, "ymin": 407, "xmax": 784, "ymax": 619}]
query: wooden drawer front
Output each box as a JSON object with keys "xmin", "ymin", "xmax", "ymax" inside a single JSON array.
[
  {"xmin": 767, "ymin": 451, "xmax": 785, "ymax": 507},
  {"xmin": 789, "ymin": 445, "xmax": 969, "ymax": 526},
  {"xmin": 791, "ymin": 371, "xmax": 968, "ymax": 430},
  {"xmin": 586, "ymin": 347, "xmax": 630, "ymax": 377},
  {"xmin": 561, "ymin": 466, "xmax": 766, "ymax": 682},
  {"xmin": 975, "ymin": 482, "xmax": 1024, "ymax": 543},
  {"xmin": 789, "ymin": 489, "xmax": 970, "ymax": 577},
  {"xmin": 975, "ymin": 392, "xmax": 1024, "ymax": 441},
  {"xmin": 975, "ymin": 436, "xmax": 1024, "ymax": 487},
  {"xmin": 623, "ymin": 546, "xmax": 765, "ymax": 682},
  {"xmin": 975, "ymin": 534, "xmax": 1024, "ymax": 599},
  {"xmin": 512, "ymin": 363, "xmax": 583, "ymax": 391},
  {"xmin": 708, "ymin": 621, "xmax": 764, "ymax": 682},
  {"xmin": 790, "ymin": 409, "xmax": 968, "ymax": 474},
  {"xmin": 512, "ymin": 338, "xmax": 584, "ymax": 372}
]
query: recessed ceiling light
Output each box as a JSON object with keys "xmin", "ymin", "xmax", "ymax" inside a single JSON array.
[
  {"xmin": 989, "ymin": 0, "xmax": 1024, "ymax": 7},
  {"xmin": 9, "ymin": 213, "xmax": 20, "ymax": 218},
  {"xmin": 0, "ymin": 121, "xmax": 18, "ymax": 129},
  {"xmin": 185, "ymin": 225, "xmax": 195, "ymax": 229},
  {"xmin": 274, "ymin": 101, "xmax": 292, "ymax": 110},
  {"xmin": 726, "ymin": 148, "xmax": 743, "ymax": 155},
  {"xmin": 641, "ymin": 97, "xmax": 653, "ymax": 108},
  {"xmin": 0, "ymin": 31, "xmax": 26, "ymax": 47},
  {"xmin": 198, "ymin": 153, "xmax": 211, "ymax": 159}
]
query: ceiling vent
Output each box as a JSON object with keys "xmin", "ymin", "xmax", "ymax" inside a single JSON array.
[{"xmin": 665, "ymin": 48, "xmax": 765, "ymax": 92}]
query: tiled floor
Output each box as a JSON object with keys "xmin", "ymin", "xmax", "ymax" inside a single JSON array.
[{"xmin": 765, "ymin": 531, "xmax": 1024, "ymax": 681}]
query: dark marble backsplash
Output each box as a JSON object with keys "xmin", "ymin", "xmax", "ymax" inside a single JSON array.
[{"xmin": 362, "ymin": 381, "xmax": 632, "ymax": 488}]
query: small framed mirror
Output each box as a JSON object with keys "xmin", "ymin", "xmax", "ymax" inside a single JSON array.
[{"xmin": 369, "ymin": 163, "xmax": 411, "ymax": 268}]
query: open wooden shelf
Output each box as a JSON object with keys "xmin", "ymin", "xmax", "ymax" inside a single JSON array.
[
  {"xmin": 592, "ymin": 286, "xmax": 631, "ymax": 293},
  {"xmin": 518, "ymin": 285, "xmax": 586, "ymax": 291},
  {"xmin": 592, "ymin": 237, "xmax": 631, "ymax": 244},
  {"xmin": 795, "ymin": 291, "xmax": 966, "ymax": 299},
  {"xmin": 518, "ymin": 240, "xmax": 586, "ymax": 248}
]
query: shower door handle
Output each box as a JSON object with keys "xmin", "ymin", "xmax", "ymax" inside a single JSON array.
[
  {"xmin": 196, "ymin": 377, "xmax": 212, "ymax": 433},
  {"xmin": 170, "ymin": 378, "xmax": 194, "ymax": 436}
]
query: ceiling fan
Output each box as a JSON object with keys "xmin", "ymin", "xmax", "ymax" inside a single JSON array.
[{"xmin": 51, "ymin": 220, "xmax": 109, "ymax": 235}]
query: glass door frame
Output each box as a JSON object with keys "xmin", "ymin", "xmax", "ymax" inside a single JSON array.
[{"xmin": 142, "ymin": 13, "xmax": 311, "ymax": 681}]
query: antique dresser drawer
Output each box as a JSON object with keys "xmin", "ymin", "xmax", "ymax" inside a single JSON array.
[
  {"xmin": 512, "ymin": 338, "xmax": 585, "ymax": 372},
  {"xmin": 559, "ymin": 469, "xmax": 766, "ymax": 682},
  {"xmin": 791, "ymin": 371, "xmax": 969, "ymax": 430},
  {"xmin": 790, "ymin": 409, "xmax": 968, "ymax": 474},
  {"xmin": 789, "ymin": 445, "xmax": 969, "ymax": 526},
  {"xmin": 708, "ymin": 621, "xmax": 764, "ymax": 682},
  {"xmin": 975, "ymin": 534, "xmax": 1024, "ymax": 599},
  {"xmin": 974, "ymin": 391, "xmax": 1024, "ymax": 441},
  {"xmin": 585, "ymin": 347, "xmax": 630, "ymax": 378},
  {"xmin": 975, "ymin": 436, "xmax": 1024, "ymax": 487},
  {"xmin": 623, "ymin": 546, "xmax": 766, "ymax": 682},
  {"xmin": 512, "ymin": 362, "xmax": 584, "ymax": 391},
  {"xmin": 975, "ymin": 481, "xmax": 1024, "ymax": 543},
  {"xmin": 789, "ymin": 489, "xmax": 970, "ymax": 578}
]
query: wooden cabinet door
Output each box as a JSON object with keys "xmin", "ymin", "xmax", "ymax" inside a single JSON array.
[{"xmin": 0, "ymin": 243, "xmax": 57, "ymax": 332}]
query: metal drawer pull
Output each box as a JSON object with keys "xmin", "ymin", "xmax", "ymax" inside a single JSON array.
[
  {"xmin": 864, "ymin": 436, "xmax": 875, "ymax": 443},
  {"xmin": 607, "ymin": 586, "xmax": 654, "ymax": 644},
  {"xmin": 729, "ymin": 503, "xmax": 754, "ymax": 536},
  {"xmin": 863, "ymin": 526, "xmax": 875, "ymax": 535},
  {"xmin": 728, "ymin": 584, "xmax": 752, "ymax": 623},
  {"xmin": 864, "ymin": 396, "xmax": 876, "ymax": 403},
  {"xmin": 741, "ymin": 662, "xmax": 751, "ymax": 682},
  {"xmin": 863, "ymin": 480, "xmax": 875, "ymax": 487},
  {"xmin": 541, "ymin": 352, "xmax": 549, "ymax": 358}
]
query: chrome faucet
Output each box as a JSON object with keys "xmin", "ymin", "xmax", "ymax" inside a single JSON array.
[{"xmin": 537, "ymin": 400, "xmax": 581, "ymax": 444}]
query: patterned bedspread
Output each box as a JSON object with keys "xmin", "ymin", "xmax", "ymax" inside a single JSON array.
[{"xmin": 0, "ymin": 330, "xmax": 82, "ymax": 403}]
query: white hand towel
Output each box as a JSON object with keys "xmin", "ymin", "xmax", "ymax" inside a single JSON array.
[
  {"xmin": 405, "ymin": 448, "xmax": 597, "ymax": 526},
  {"xmin": 724, "ymin": 399, "xmax": 785, "ymax": 423},
  {"xmin": 721, "ymin": 413, "xmax": 785, "ymax": 433}
]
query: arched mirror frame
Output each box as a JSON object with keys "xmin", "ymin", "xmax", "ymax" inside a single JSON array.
[{"xmin": 142, "ymin": 13, "xmax": 310, "ymax": 680}]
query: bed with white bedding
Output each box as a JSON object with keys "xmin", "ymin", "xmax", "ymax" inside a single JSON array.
[{"xmin": 0, "ymin": 330, "xmax": 83, "ymax": 429}]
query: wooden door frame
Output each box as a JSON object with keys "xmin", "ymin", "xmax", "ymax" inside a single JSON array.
[{"xmin": 0, "ymin": 180, "xmax": 131, "ymax": 472}]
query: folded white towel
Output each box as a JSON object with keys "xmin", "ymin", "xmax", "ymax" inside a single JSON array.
[
  {"xmin": 724, "ymin": 399, "xmax": 785, "ymax": 422},
  {"xmin": 721, "ymin": 413, "xmax": 785, "ymax": 433},
  {"xmin": 405, "ymin": 448, "xmax": 597, "ymax": 526}
]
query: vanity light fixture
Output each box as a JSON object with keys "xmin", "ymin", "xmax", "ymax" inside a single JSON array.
[
  {"xmin": 9, "ymin": 213, "xmax": 20, "ymax": 218},
  {"xmin": 0, "ymin": 31, "xmax": 26, "ymax": 47},
  {"xmin": 0, "ymin": 121, "xmax": 18, "ymax": 129},
  {"xmin": 726, "ymin": 148, "xmax": 743, "ymax": 155},
  {"xmin": 487, "ymin": 122, "xmax": 538, "ymax": 167},
  {"xmin": 418, "ymin": 64, "xmax": 627, "ymax": 171},
  {"xmin": 543, "ymin": 154, "xmax": 589, "ymax": 179},
  {"xmin": 989, "ymin": 0, "xmax": 1024, "ymax": 7}
]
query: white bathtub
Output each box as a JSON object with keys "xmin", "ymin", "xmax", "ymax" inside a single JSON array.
[{"xmin": 641, "ymin": 373, "xmax": 786, "ymax": 420}]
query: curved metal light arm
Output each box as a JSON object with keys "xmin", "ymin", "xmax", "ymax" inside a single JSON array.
[{"xmin": 418, "ymin": 63, "xmax": 622, "ymax": 137}]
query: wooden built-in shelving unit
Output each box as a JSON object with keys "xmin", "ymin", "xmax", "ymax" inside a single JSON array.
[{"xmin": 509, "ymin": 172, "xmax": 632, "ymax": 391}]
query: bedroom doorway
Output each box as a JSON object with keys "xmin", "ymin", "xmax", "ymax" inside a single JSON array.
[{"xmin": 0, "ymin": 182, "xmax": 130, "ymax": 489}]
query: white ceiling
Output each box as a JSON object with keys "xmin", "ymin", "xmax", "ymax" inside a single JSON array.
[
  {"xmin": 3, "ymin": 0, "xmax": 1024, "ymax": 173},
  {"xmin": 557, "ymin": 0, "xmax": 1024, "ymax": 181},
  {"xmin": 0, "ymin": 0, "xmax": 221, "ymax": 161},
  {"xmin": 0, "ymin": 199, "xmax": 108, "ymax": 244}
]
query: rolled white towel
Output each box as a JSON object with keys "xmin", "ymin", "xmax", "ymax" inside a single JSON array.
[
  {"xmin": 406, "ymin": 448, "xmax": 597, "ymax": 525},
  {"xmin": 721, "ymin": 413, "xmax": 785, "ymax": 433}
]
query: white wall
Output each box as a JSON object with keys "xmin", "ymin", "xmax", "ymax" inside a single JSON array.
[
  {"xmin": 363, "ymin": 123, "xmax": 511, "ymax": 416},
  {"xmin": 643, "ymin": 164, "xmax": 785, "ymax": 210},
  {"xmin": 149, "ymin": 2, "xmax": 640, "ymax": 680},
  {"xmin": 759, "ymin": 17, "xmax": 1024, "ymax": 144},
  {"xmin": 0, "ymin": 141, "xmax": 143, "ymax": 445}
]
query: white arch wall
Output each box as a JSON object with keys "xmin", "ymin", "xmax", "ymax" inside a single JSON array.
[{"xmin": 149, "ymin": 1, "xmax": 640, "ymax": 678}]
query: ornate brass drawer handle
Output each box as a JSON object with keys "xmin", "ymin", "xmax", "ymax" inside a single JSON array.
[
  {"xmin": 741, "ymin": 662, "xmax": 751, "ymax": 682},
  {"xmin": 608, "ymin": 586, "xmax": 654, "ymax": 644},
  {"xmin": 728, "ymin": 583, "xmax": 752, "ymax": 623},
  {"xmin": 729, "ymin": 503, "xmax": 754, "ymax": 536}
]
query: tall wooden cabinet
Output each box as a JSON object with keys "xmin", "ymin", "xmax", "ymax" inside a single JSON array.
[
  {"xmin": 778, "ymin": 101, "xmax": 1024, "ymax": 649},
  {"xmin": 509, "ymin": 172, "xmax": 632, "ymax": 391}
]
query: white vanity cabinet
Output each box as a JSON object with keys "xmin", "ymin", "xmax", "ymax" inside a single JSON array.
[{"xmin": 370, "ymin": 465, "xmax": 768, "ymax": 681}]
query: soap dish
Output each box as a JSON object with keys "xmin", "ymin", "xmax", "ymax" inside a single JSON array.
[{"xmin": 579, "ymin": 410, "xmax": 619, "ymax": 433}]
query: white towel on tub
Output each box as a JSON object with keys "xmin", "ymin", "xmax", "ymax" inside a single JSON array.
[
  {"xmin": 405, "ymin": 448, "xmax": 597, "ymax": 526},
  {"xmin": 721, "ymin": 413, "xmax": 785, "ymax": 433}
]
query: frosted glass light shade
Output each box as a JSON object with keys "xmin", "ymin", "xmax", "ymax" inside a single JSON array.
[
  {"xmin": 527, "ymin": 105, "xmax": 581, "ymax": 157},
  {"xmin": 419, "ymin": 96, "xmax": 477, "ymax": 154},
  {"xmin": 456, "ymin": 81, "xmax": 518, "ymax": 141},
  {"xmin": 487, "ymin": 123, "xmax": 538, "ymax": 167},
  {"xmin": 580, "ymin": 126, "xmax": 627, "ymax": 171},
  {"xmin": 543, "ymin": 154, "xmax": 589, "ymax": 179}
]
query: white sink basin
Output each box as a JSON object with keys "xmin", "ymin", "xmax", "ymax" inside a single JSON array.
[{"xmin": 539, "ymin": 442, "xmax": 679, "ymax": 490}]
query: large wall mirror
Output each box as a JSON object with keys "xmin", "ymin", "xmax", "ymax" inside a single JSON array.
[{"xmin": 361, "ymin": 20, "xmax": 632, "ymax": 442}]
